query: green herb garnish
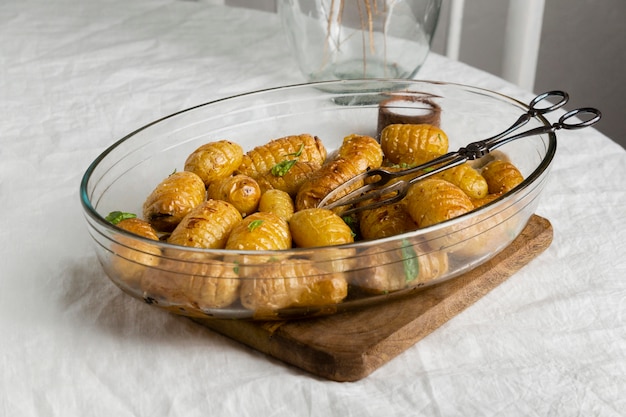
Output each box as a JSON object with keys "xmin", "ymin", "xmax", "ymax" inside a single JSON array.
[
  {"xmin": 271, "ymin": 159, "xmax": 298, "ymax": 177},
  {"xmin": 400, "ymin": 239, "xmax": 419, "ymax": 283},
  {"xmin": 342, "ymin": 215, "xmax": 359, "ymax": 238},
  {"xmin": 106, "ymin": 211, "xmax": 137, "ymax": 225},
  {"xmin": 288, "ymin": 143, "xmax": 305, "ymax": 158},
  {"xmin": 270, "ymin": 143, "xmax": 305, "ymax": 176},
  {"xmin": 247, "ymin": 219, "xmax": 264, "ymax": 231}
]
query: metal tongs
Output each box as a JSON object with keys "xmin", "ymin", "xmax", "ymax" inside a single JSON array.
[{"xmin": 318, "ymin": 91, "xmax": 602, "ymax": 216}]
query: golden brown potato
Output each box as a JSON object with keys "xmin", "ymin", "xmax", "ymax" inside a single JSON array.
[
  {"xmin": 295, "ymin": 136, "xmax": 382, "ymax": 211},
  {"xmin": 335, "ymin": 134, "xmax": 384, "ymax": 171},
  {"xmin": 116, "ymin": 216, "xmax": 160, "ymax": 241},
  {"xmin": 239, "ymin": 259, "xmax": 348, "ymax": 314},
  {"xmin": 108, "ymin": 214, "xmax": 161, "ymax": 289},
  {"xmin": 481, "ymin": 160, "xmax": 524, "ymax": 194},
  {"xmin": 358, "ymin": 200, "xmax": 417, "ymax": 240},
  {"xmin": 167, "ymin": 199, "xmax": 242, "ymax": 249},
  {"xmin": 206, "ymin": 174, "xmax": 261, "ymax": 216},
  {"xmin": 258, "ymin": 189, "xmax": 295, "ymax": 221},
  {"xmin": 295, "ymin": 158, "xmax": 362, "ymax": 211},
  {"xmin": 142, "ymin": 255, "xmax": 240, "ymax": 313},
  {"xmin": 470, "ymin": 193, "xmax": 502, "ymax": 209},
  {"xmin": 255, "ymin": 160, "xmax": 320, "ymax": 197},
  {"xmin": 289, "ymin": 208, "xmax": 354, "ymax": 248},
  {"xmin": 184, "ymin": 140, "xmax": 244, "ymax": 186},
  {"xmin": 435, "ymin": 162, "xmax": 489, "ymax": 199},
  {"xmin": 349, "ymin": 246, "xmax": 448, "ymax": 294},
  {"xmin": 236, "ymin": 134, "xmax": 327, "ymax": 179},
  {"xmin": 380, "ymin": 123, "xmax": 449, "ymax": 166},
  {"xmin": 225, "ymin": 212, "xmax": 291, "ymax": 251},
  {"xmin": 142, "ymin": 171, "xmax": 206, "ymax": 233},
  {"xmin": 403, "ymin": 178, "xmax": 475, "ymax": 229}
]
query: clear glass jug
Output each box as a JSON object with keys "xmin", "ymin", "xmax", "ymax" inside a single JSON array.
[{"xmin": 278, "ymin": 0, "xmax": 442, "ymax": 82}]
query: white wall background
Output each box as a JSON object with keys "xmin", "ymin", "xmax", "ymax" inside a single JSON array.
[{"xmin": 226, "ymin": 0, "xmax": 625, "ymax": 149}]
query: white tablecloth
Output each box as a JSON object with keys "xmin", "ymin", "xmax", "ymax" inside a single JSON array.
[{"xmin": 1, "ymin": 1, "xmax": 625, "ymax": 415}]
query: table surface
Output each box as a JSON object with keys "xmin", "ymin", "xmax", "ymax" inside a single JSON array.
[{"xmin": 1, "ymin": 1, "xmax": 625, "ymax": 416}]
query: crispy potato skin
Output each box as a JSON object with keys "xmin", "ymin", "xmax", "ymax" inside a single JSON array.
[
  {"xmin": 358, "ymin": 201, "xmax": 417, "ymax": 240},
  {"xmin": 380, "ymin": 123, "xmax": 449, "ymax": 166},
  {"xmin": 206, "ymin": 174, "xmax": 261, "ymax": 216},
  {"xmin": 404, "ymin": 178, "xmax": 475, "ymax": 228},
  {"xmin": 258, "ymin": 189, "xmax": 295, "ymax": 221},
  {"xmin": 336, "ymin": 134, "xmax": 384, "ymax": 171},
  {"xmin": 481, "ymin": 160, "xmax": 524, "ymax": 194},
  {"xmin": 167, "ymin": 199, "xmax": 242, "ymax": 249},
  {"xmin": 295, "ymin": 158, "xmax": 362, "ymax": 211},
  {"xmin": 289, "ymin": 208, "xmax": 354, "ymax": 247},
  {"xmin": 184, "ymin": 140, "xmax": 244, "ymax": 186},
  {"xmin": 239, "ymin": 259, "xmax": 348, "ymax": 313},
  {"xmin": 143, "ymin": 171, "xmax": 206, "ymax": 233},
  {"xmin": 225, "ymin": 212, "xmax": 291, "ymax": 251},
  {"xmin": 295, "ymin": 134, "xmax": 382, "ymax": 211},
  {"xmin": 236, "ymin": 134, "xmax": 327, "ymax": 179}
]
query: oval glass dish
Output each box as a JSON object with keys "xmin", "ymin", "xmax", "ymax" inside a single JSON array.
[{"xmin": 80, "ymin": 80, "xmax": 556, "ymax": 320}]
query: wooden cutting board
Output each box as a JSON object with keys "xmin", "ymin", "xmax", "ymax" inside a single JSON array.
[{"xmin": 192, "ymin": 214, "xmax": 553, "ymax": 382}]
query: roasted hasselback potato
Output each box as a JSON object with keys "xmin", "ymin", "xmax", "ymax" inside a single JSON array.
[
  {"xmin": 142, "ymin": 256, "xmax": 240, "ymax": 312},
  {"xmin": 289, "ymin": 208, "xmax": 354, "ymax": 248},
  {"xmin": 380, "ymin": 123, "xmax": 449, "ymax": 166},
  {"xmin": 184, "ymin": 140, "xmax": 244, "ymax": 187},
  {"xmin": 239, "ymin": 259, "xmax": 348, "ymax": 314},
  {"xmin": 115, "ymin": 215, "xmax": 160, "ymax": 241},
  {"xmin": 435, "ymin": 162, "xmax": 489, "ymax": 199},
  {"xmin": 107, "ymin": 212, "xmax": 161, "ymax": 289},
  {"xmin": 295, "ymin": 134, "xmax": 382, "ymax": 211},
  {"xmin": 358, "ymin": 200, "xmax": 417, "ymax": 240},
  {"xmin": 236, "ymin": 134, "xmax": 327, "ymax": 179},
  {"xmin": 403, "ymin": 178, "xmax": 475, "ymax": 229},
  {"xmin": 335, "ymin": 133, "xmax": 384, "ymax": 171},
  {"xmin": 142, "ymin": 170, "xmax": 206, "ymax": 233},
  {"xmin": 225, "ymin": 212, "xmax": 291, "ymax": 251},
  {"xmin": 295, "ymin": 158, "xmax": 363, "ymax": 211},
  {"xmin": 167, "ymin": 199, "xmax": 242, "ymax": 249},
  {"xmin": 480, "ymin": 160, "xmax": 524, "ymax": 194}
]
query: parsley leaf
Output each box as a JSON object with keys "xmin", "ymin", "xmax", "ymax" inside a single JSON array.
[
  {"xmin": 105, "ymin": 211, "xmax": 137, "ymax": 225},
  {"xmin": 400, "ymin": 239, "xmax": 420, "ymax": 283},
  {"xmin": 247, "ymin": 219, "xmax": 264, "ymax": 231},
  {"xmin": 270, "ymin": 143, "xmax": 305, "ymax": 177},
  {"xmin": 271, "ymin": 159, "xmax": 298, "ymax": 177}
]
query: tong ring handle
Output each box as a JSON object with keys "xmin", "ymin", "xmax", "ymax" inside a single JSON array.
[{"xmin": 557, "ymin": 107, "xmax": 602, "ymax": 130}]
